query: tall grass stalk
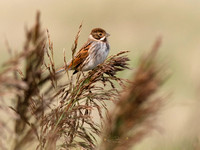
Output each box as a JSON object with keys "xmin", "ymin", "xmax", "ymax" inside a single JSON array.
[{"xmin": 0, "ymin": 12, "xmax": 167, "ymax": 150}]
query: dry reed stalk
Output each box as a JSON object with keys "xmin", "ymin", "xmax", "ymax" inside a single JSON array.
[
  {"xmin": 0, "ymin": 11, "xmax": 147, "ymax": 150},
  {"xmin": 40, "ymin": 51, "xmax": 130, "ymax": 150},
  {"xmin": 0, "ymin": 12, "xmax": 56, "ymax": 150},
  {"xmin": 99, "ymin": 37, "xmax": 165, "ymax": 150}
]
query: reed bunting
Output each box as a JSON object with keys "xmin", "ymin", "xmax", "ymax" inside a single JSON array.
[{"xmin": 56, "ymin": 28, "xmax": 110, "ymax": 74}]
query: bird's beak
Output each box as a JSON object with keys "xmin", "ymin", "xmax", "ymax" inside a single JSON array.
[{"xmin": 106, "ymin": 33, "xmax": 110, "ymax": 37}]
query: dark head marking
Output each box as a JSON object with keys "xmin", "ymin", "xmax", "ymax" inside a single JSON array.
[{"xmin": 91, "ymin": 28, "xmax": 107, "ymax": 40}]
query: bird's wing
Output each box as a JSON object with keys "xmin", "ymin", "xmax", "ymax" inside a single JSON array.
[
  {"xmin": 56, "ymin": 40, "xmax": 91, "ymax": 73},
  {"xmin": 67, "ymin": 40, "xmax": 91, "ymax": 70}
]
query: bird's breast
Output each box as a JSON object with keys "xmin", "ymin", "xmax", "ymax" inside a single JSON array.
[
  {"xmin": 93, "ymin": 41, "xmax": 109, "ymax": 64},
  {"xmin": 82, "ymin": 41, "xmax": 109, "ymax": 71}
]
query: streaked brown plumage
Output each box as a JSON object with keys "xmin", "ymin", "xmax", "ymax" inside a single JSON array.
[{"xmin": 56, "ymin": 28, "xmax": 110, "ymax": 74}]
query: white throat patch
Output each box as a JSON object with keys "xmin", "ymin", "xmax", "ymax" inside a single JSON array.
[{"xmin": 100, "ymin": 36, "xmax": 106, "ymax": 41}]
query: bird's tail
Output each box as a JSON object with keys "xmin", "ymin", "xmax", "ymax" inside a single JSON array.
[
  {"xmin": 56, "ymin": 67, "xmax": 67, "ymax": 74},
  {"xmin": 56, "ymin": 61, "xmax": 73, "ymax": 74}
]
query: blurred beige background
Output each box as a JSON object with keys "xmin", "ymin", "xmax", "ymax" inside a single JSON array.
[{"xmin": 1, "ymin": 0, "xmax": 200, "ymax": 149}]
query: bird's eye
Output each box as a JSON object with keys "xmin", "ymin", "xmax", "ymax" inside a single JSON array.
[{"xmin": 99, "ymin": 33, "xmax": 102, "ymax": 36}]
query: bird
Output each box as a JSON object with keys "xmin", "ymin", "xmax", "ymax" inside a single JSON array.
[{"xmin": 56, "ymin": 28, "xmax": 110, "ymax": 74}]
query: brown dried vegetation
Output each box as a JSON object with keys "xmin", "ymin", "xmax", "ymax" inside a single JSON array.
[
  {"xmin": 0, "ymin": 12, "xmax": 166, "ymax": 150},
  {"xmin": 99, "ymin": 38, "xmax": 165, "ymax": 150}
]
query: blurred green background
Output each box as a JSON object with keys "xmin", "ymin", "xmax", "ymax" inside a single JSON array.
[{"xmin": 1, "ymin": 0, "xmax": 200, "ymax": 149}]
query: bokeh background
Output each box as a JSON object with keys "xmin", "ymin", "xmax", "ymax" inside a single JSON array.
[{"xmin": 1, "ymin": 0, "xmax": 200, "ymax": 149}]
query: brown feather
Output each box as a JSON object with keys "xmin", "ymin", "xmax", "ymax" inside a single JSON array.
[
  {"xmin": 56, "ymin": 28, "xmax": 109, "ymax": 74},
  {"xmin": 67, "ymin": 41, "xmax": 91, "ymax": 70}
]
